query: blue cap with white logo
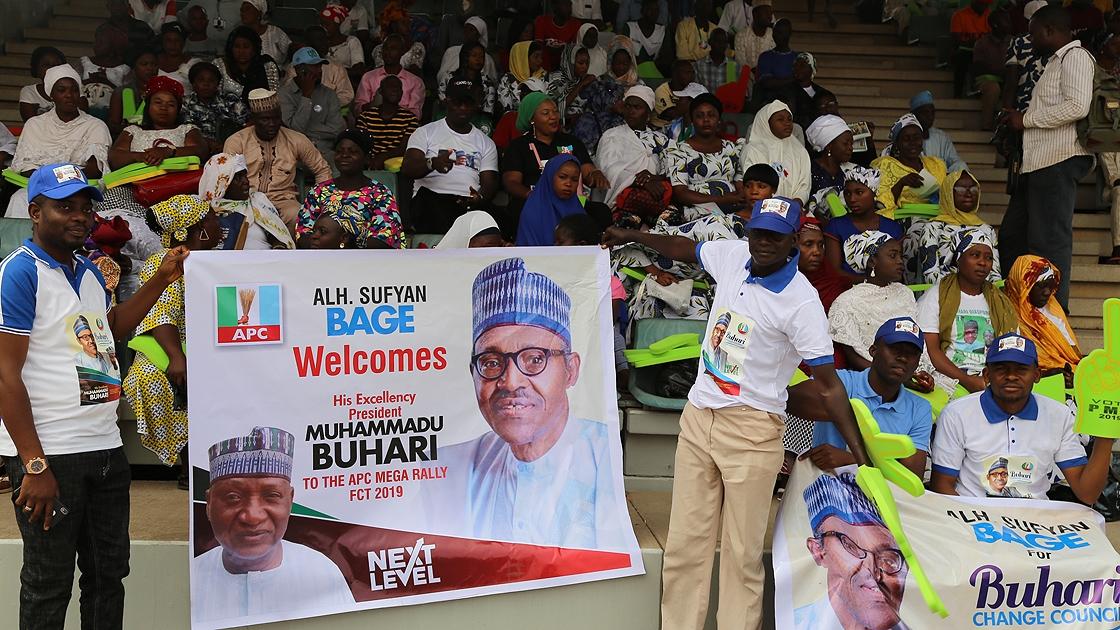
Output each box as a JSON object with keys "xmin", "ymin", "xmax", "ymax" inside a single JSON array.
[
  {"xmin": 746, "ymin": 197, "xmax": 802, "ymax": 235},
  {"xmin": 874, "ymin": 316, "xmax": 924, "ymax": 350},
  {"xmin": 27, "ymin": 163, "xmax": 103, "ymax": 202},
  {"xmin": 986, "ymin": 333, "xmax": 1038, "ymax": 366},
  {"xmin": 291, "ymin": 46, "xmax": 328, "ymax": 67}
]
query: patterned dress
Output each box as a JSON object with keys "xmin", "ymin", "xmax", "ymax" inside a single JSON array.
[
  {"xmin": 661, "ymin": 139, "xmax": 744, "ymax": 221},
  {"xmin": 123, "ymin": 249, "xmax": 186, "ymax": 466},
  {"xmin": 296, "ymin": 180, "xmax": 405, "ymax": 249},
  {"xmin": 903, "ymin": 220, "xmax": 1001, "ymax": 286}
]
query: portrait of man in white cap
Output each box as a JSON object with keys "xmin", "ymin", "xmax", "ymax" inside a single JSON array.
[
  {"xmin": 434, "ymin": 257, "xmax": 627, "ymax": 550},
  {"xmin": 192, "ymin": 426, "xmax": 352, "ymax": 624},
  {"xmin": 795, "ymin": 472, "xmax": 910, "ymax": 630},
  {"xmin": 72, "ymin": 315, "xmax": 115, "ymax": 374}
]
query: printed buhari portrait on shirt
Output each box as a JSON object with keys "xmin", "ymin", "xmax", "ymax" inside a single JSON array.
[
  {"xmin": 70, "ymin": 313, "xmax": 120, "ymax": 405},
  {"xmin": 429, "ymin": 257, "xmax": 630, "ymax": 550},
  {"xmin": 701, "ymin": 308, "xmax": 751, "ymax": 396}
]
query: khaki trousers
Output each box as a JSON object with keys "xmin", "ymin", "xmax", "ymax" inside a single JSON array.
[{"xmin": 660, "ymin": 403, "xmax": 786, "ymax": 630}]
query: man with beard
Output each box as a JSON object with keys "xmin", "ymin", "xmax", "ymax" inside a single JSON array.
[
  {"xmin": 796, "ymin": 472, "xmax": 910, "ymax": 630},
  {"xmin": 435, "ymin": 257, "xmax": 628, "ymax": 550}
]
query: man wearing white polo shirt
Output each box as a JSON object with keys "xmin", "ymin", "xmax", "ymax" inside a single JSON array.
[
  {"xmin": 603, "ymin": 197, "xmax": 870, "ymax": 630},
  {"xmin": 0, "ymin": 163, "xmax": 187, "ymax": 628},
  {"xmin": 931, "ymin": 333, "xmax": 1113, "ymax": 502}
]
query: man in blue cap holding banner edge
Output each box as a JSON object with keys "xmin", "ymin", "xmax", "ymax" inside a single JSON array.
[
  {"xmin": 0, "ymin": 163, "xmax": 188, "ymax": 628},
  {"xmin": 603, "ymin": 196, "xmax": 871, "ymax": 629},
  {"xmin": 931, "ymin": 332, "xmax": 1114, "ymax": 501}
]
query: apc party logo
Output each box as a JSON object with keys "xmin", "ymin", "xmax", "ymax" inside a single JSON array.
[{"xmin": 215, "ymin": 284, "xmax": 283, "ymax": 345}]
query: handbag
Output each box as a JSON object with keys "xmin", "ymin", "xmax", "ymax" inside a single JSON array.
[{"xmin": 132, "ymin": 169, "xmax": 205, "ymax": 206}]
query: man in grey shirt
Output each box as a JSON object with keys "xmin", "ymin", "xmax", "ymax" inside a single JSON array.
[{"xmin": 279, "ymin": 47, "xmax": 345, "ymax": 167}]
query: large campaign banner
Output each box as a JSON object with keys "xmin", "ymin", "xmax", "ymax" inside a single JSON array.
[
  {"xmin": 184, "ymin": 248, "xmax": 643, "ymax": 630},
  {"xmin": 774, "ymin": 459, "xmax": 1120, "ymax": 630}
]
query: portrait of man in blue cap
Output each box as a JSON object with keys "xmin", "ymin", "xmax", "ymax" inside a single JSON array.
[
  {"xmin": 795, "ymin": 472, "xmax": 910, "ymax": 630},
  {"xmin": 434, "ymin": 257, "xmax": 627, "ymax": 550},
  {"xmin": 193, "ymin": 426, "xmax": 352, "ymax": 624}
]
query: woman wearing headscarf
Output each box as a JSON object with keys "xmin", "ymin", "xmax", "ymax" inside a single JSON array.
[
  {"xmin": 297, "ymin": 130, "xmax": 404, "ymax": 249},
  {"xmin": 437, "ymin": 16, "xmax": 498, "ymax": 84},
  {"xmin": 828, "ymin": 231, "xmax": 918, "ymax": 369},
  {"xmin": 123, "ymin": 194, "xmax": 220, "ymax": 484},
  {"xmin": 307, "ymin": 204, "xmax": 385, "ymax": 249},
  {"xmin": 516, "ymin": 153, "xmax": 587, "ymax": 246},
  {"xmin": 739, "ymin": 100, "xmax": 811, "ymax": 204},
  {"xmin": 239, "ymin": 0, "xmax": 293, "ymax": 63},
  {"xmin": 501, "ymin": 92, "xmax": 603, "ymax": 228},
  {"xmin": 320, "ymin": 4, "xmax": 366, "ymax": 81},
  {"xmin": 199, "ymin": 152, "xmax": 294, "ymax": 250},
  {"xmin": 804, "ymin": 113, "xmax": 854, "ymax": 220},
  {"xmin": 578, "ymin": 23, "xmax": 609, "ymax": 76},
  {"xmin": 1005, "ymin": 256, "xmax": 1082, "ymax": 373},
  {"xmin": 798, "ymin": 215, "xmax": 852, "ymax": 314},
  {"xmin": 547, "ymin": 43, "xmax": 595, "ymax": 127},
  {"xmin": 903, "ymin": 169, "xmax": 1000, "ymax": 285},
  {"xmin": 916, "ymin": 227, "xmax": 1018, "ymax": 394},
  {"xmin": 790, "ymin": 52, "xmax": 826, "ymax": 131},
  {"xmin": 598, "ymin": 85, "xmax": 672, "ymax": 221},
  {"xmin": 824, "ymin": 165, "xmax": 903, "ymax": 282},
  {"xmin": 436, "ymin": 210, "xmax": 506, "ymax": 248},
  {"xmin": 213, "ymin": 25, "xmax": 281, "ymax": 101},
  {"xmin": 497, "ymin": 40, "xmax": 547, "ymax": 113},
  {"xmin": 872, "ymin": 113, "xmax": 947, "ymax": 219},
  {"xmin": 572, "ymin": 37, "xmax": 643, "ymax": 154},
  {"xmin": 660, "ymin": 93, "xmax": 747, "ymax": 221}
]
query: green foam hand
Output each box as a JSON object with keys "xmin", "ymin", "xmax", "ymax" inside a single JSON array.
[
  {"xmin": 1075, "ymin": 298, "xmax": 1120, "ymax": 438},
  {"xmin": 850, "ymin": 398, "xmax": 948, "ymax": 618}
]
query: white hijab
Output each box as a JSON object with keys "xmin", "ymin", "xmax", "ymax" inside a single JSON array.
[
  {"xmin": 436, "ymin": 211, "xmax": 500, "ymax": 248},
  {"xmin": 10, "ymin": 108, "xmax": 110, "ymax": 175},
  {"xmin": 437, "ymin": 16, "xmax": 498, "ymax": 84},
  {"xmin": 739, "ymin": 100, "xmax": 810, "ymax": 202},
  {"xmin": 577, "ymin": 23, "xmax": 609, "ymax": 77},
  {"xmin": 599, "ymin": 122, "xmax": 659, "ymax": 209}
]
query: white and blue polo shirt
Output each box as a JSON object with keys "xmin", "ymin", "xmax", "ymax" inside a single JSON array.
[
  {"xmin": 0, "ymin": 239, "xmax": 122, "ymax": 456},
  {"xmin": 691, "ymin": 240, "xmax": 834, "ymax": 414},
  {"xmin": 931, "ymin": 390, "xmax": 1087, "ymax": 500}
]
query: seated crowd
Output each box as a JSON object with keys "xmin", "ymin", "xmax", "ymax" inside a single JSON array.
[{"xmin": 0, "ymin": 1, "xmax": 1103, "ymax": 516}]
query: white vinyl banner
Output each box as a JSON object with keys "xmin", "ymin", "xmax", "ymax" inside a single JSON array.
[
  {"xmin": 184, "ymin": 248, "xmax": 643, "ymax": 630},
  {"xmin": 774, "ymin": 459, "xmax": 1120, "ymax": 630}
]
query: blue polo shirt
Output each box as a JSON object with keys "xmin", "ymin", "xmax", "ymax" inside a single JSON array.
[
  {"xmin": 0, "ymin": 239, "xmax": 122, "ymax": 456},
  {"xmin": 812, "ymin": 368, "xmax": 933, "ymax": 454}
]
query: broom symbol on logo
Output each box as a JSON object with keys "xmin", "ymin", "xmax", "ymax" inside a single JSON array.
[{"xmin": 237, "ymin": 288, "xmax": 256, "ymax": 325}]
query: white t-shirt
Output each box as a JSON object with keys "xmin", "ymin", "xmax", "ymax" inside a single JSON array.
[
  {"xmin": 406, "ymin": 119, "xmax": 498, "ymax": 198},
  {"xmin": 691, "ymin": 241, "xmax": 834, "ymax": 414},
  {"xmin": 932, "ymin": 391, "xmax": 1087, "ymax": 500},
  {"xmin": 915, "ymin": 285, "xmax": 994, "ymax": 376},
  {"xmin": 0, "ymin": 240, "xmax": 122, "ymax": 456},
  {"xmin": 328, "ymin": 35, "xmax": 364, "ymax": 69}
]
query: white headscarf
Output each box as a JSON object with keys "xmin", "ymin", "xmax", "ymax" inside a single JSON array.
[
  {"xmin": 739, "ymin": 100, "xmax": 811, "ymax": 202},
  {"xmin": 805, "ymin": 114, "xmax": 849, "ymax": 153},
  {"xmin": 436, "ymin": 211, "xmax": 500, "ymax": 249},
  {"xmin": 465, "ymin": 16, "xmax": 488, "ymax": 47},
  {"xmin": 624, "ymin": 85, "xmax": 655, "ymax": 111},
  {"xmin": 577, "ymin": 23, "xmax": 608, "ymax": 77},
  {"xmin": 44, "ymin": 64, "xmax": 82, "ymax": 95}
]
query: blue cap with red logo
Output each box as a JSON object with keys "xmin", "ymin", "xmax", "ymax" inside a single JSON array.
[
  {"xmin": 746, "ymin": 197, "xmax": 801, "ymax": 234},
  {"xmin": 27, "ymin": 163, "xmax": 103, "ymax": 202}
]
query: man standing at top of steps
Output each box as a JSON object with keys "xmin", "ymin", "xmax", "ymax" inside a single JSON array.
[
  {"xmin": 999, "ymin": 5, "xmax": 1094, "ymax": 311},
  {"xmin": 602, "ymin": 198, "xmax": 871, "ymax": 630}
]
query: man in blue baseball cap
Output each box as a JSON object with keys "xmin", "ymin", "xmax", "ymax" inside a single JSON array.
[
  {"xmin": 0, "ymin": 163, "xmax": 188, "ymax": 628},
  {"xmin": 932, "ymin": 333, "xmax": 1114, "ymax": 500},
  {"xmin": 603, "ymin": 197, "xmax": 870, "ymax": 630},
  {"xmin": 788, "ymin": 316, "xmax": 933, "ymax": 478},
  {"xmin": 279, "ymin": 46, "xmax": 344, "ymax": 164}
]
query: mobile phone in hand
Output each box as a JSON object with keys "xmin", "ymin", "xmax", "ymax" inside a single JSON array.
[{"xmin": 12, "ymin": 484, "xmax": 70, "ymax": 525}]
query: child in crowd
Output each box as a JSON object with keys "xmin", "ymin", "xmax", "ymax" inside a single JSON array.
[
  {"xmin": 824, "ymin": 165, "xmax": 903, "ymax": 282},
  {"xmin": 80, "ymin": 24, "xmax": 131, "ymax": 121},
  {"xmin": 652, "ymin": 59, "xmax": 695, "ymax": 128},
  {"xmin": 182, "ymin": 62, "xmax": 250, "ymax": 155},
  {"xmin": 19, "ymin": 46, "xmax": 66, "ymax": 121},
  {"xmin": 356, "ymin": 75, "xmax": 420, "ymax": 170},
  {"xmin": 516, "ymin": 154, "xmax": 585, "ymax": 246}
]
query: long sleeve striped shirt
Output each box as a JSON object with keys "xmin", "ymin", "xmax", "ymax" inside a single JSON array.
[{"xmin": 1021, "ymin": 40, "xmax": 1093, "ymax": 173}]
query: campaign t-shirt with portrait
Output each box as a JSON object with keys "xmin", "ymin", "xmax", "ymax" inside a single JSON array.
[
  {"xmin": 693, "ymin": 239, "xmax": 834, "ymax": 414},
  {"xmin": 0, "ymin": 238, "xmax": 122, "ymax": 456},
  {"xmin": 407, "ymin": 119, "xmax": 499, "ymax": 198},
  {"xmin": 915, "ymin": 285, "xmax": 995, "ymax": 376},
  {"xmin": 931, "ymin": 390, "xmax": 1087, "ymax": 500}
]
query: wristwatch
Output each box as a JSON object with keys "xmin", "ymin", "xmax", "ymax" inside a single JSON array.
[{"xmin": 24, "ymin": 457, "xmax": 48, "ymax": 475}]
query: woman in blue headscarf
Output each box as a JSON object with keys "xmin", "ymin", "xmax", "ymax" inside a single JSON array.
[{"xmin": 516, "ymin": 153, "xmax": 586, "ymax": 246}]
